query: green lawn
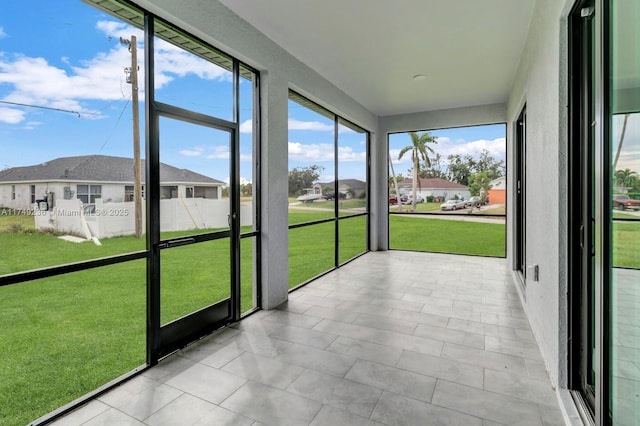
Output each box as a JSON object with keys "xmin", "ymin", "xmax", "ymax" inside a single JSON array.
[{"xmin": 390, "ymin": 215, "xmax": 506, "ymax": 257}]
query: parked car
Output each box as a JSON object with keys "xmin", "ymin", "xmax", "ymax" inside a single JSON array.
[
  {"xmin": 465, "ymin": 196, "xmax": 485, "ymax": 208},
  {"xmin": 612, "ymin": 194, "xmax": 640, "ymax": 210},
  {"xmin": 440, "ymin": 199, "xmax": 467, "ymax": 211},
  {"xmin": 323, "ymin": 192, "xmax": 346, "ymax": 200},
  {"xmin": 389, "ymin": 194, "xmax": 408, "ymax": 204},
  {"xmin": 402, "ymin": 194, "xmax": 425, "ymax": 204}
]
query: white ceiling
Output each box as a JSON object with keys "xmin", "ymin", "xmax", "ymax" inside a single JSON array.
[{"xmin": 219, "ymin": 0, "xmax": 536, "ymax": 116}]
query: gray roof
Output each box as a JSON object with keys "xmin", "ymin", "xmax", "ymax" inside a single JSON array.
[
  {"xmin": 0, "ymin": 155, "xmax": 223, "ymax": 185},
  {"xmin": 318, "ymin": 179, "xmax": 366, "ymax": 191},
  {"xmin": 398, "ymin": 178, "xmax": 467, "ymax": 189}
]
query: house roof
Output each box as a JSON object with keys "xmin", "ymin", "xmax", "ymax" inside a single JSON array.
[
  {"xmin": 0, "ymin": 155, "xmax": 224, "ymax": 185},
  {"xmin": 398, "ymin": 178, "xmax": 467, "ymax": 190},
  {"xmin": 318, "ymin": 179, "xmax": 366, "ymax": 191}
]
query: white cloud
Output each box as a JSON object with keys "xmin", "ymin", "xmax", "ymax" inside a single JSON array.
[
  {"xmin": 0, "ymin": 19, "xmax": 234, "ymax": 125},
  {"xmin": 0, "ymin": 107, "xmax": 25, "ymax": 124},
  {"xmin": 240, "ymin": 119, "xmax": 253, "ymax": 133},
  {"xmin": 23, "ymin": 121, "xmax": 43, "ymax": 130},
  {"xmin": 337, "ymin": 145, "xmax": 366, "ymax": 162},
  {"xmin": 288, "ymin": 118, "xmax": 333, "ymax": 132},
  {"xmin": 443, "ymin": 137, "xmax": 506, "ymax": 160},
  {"xmin": 206, "ymin": 145, "xmax": 231, "ymax": 160},
  {"xmin": 0, "ymin": 27, "xmax": 7, "ymax": 39},
  {"xmin": 222, "ymin": 176, "xmax": 251, "ymax": 186},
  {"xmin": 288, "ymin": 141, "xmax": 334, "ymax": 162},
  {"xmin": 179, "ymin": 145, "xmax": 251, "ymax": 161},
  {"xmin": 179, "ymin": 149, "xmax": 203, "ymax": 157}
]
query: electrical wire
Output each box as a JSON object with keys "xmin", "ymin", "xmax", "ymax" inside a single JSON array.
[{"xmin": 98, "ymin": 95, "xmax": 131, "ymax": 152}]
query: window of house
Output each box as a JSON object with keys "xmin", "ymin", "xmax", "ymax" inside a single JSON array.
[
  {"xmin": 77, "ymin": 185, "xmax": 102, "ymax": 204},
  {"xmin": 11, "ymin": 185, "xmax": 16, "ymax": 200}
]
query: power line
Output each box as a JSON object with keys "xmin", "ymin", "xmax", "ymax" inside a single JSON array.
[
  {"xmin": 98, "ymin": 95, "xmax": 131, "ymax": 152},
  {"xmin": 0, "ymin": 100, "xmax": 82, "ymax": 117}
]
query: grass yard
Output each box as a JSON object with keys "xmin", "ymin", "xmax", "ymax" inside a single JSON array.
[{"xmin": 389, "ymin": 215, "xmax": 507, "ymax": 257}]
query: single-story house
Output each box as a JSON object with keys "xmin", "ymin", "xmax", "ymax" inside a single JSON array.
[
  {"xmin": 315, "ymin": 179, "xmax": 366, "ymax": 199},
  {"xmin": 0, "ymin": 155, "xmax": 224, "ymax": 211},
  {"xmin": 486, "ymin": 176, "xmax": 506, "ymax": 204},
  {"xmin": 396, "ymin": 177, "xmax": 470, "ymax": 201}
]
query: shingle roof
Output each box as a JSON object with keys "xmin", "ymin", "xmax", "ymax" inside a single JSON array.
[
  {"xmin": 398, "ymin": 178, "xmax": 467, "ymax": 189},
  {"xmin": 318, "ymin": 179, "xmax": 366, "ymax": 190},
  {"xmin": 0, "ymin": 155, "xmax": 223, "ymax": 185}
]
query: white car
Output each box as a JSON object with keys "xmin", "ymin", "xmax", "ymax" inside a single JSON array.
[
  {"xmin": 440, "ymin": 199, "xmax": 467, "ymax": 210},
  {"xmin": 402, "ymin": 194, "xmax": 425, "ymax": 204}
]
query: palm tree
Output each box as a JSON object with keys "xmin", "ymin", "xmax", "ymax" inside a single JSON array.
[
  {"xmin": 614, "ymin": 168, "xmax": 638, "ymax": 190},
  {"xmin": 398, "ymin": 131, "xmax": 438, "ymax": 210}
]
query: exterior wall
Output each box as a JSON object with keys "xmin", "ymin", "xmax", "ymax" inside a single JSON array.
[
  {"xmin": 506, "ymin": 0, "xmax": 575, "ymax": 389},
  {"xmin": 134, "ymin": 0, "xmax": 379, "ymax": 308},
  {"xmin": 486, "ymin": 189, "xmax": 506, "ymax": 204}
]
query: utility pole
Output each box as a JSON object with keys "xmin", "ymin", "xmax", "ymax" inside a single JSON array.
[{"xmin": 122, "ymin": 36, "xmax": 142, "ymax": 239}]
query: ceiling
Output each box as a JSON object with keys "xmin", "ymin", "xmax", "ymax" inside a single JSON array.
[{"xmin": 219, "ymin": 0, "xmax": 536, "ymax": 116}]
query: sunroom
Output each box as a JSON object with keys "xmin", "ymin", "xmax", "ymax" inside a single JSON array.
[{"xmin": 0, "ymin": 0, "xmax": 637, "ymax": 425}]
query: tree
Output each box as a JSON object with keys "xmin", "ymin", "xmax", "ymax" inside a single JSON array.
[
  {"xmin": 468, "ymin": 171, "xmax": 493, "ymax": 197},
  {"xmin": 614, "ymin": 168, "xmax": 639, "ymax": 190},
  {"xmin": 288, "ymin": 165, "xmax": 324, "ymax": 196},
  {"xmin": 446, "ymin": 154, "xmax": 474, "ymax": 185},
  {"xmin": 398, "ymin": 131, "xmax": 438, "ymax": 210},
  {"xmin": 475, "ymin": 149, "xmax": 506, "ymax": 180},
  {"xmin": 419, "ymin": 152, "xmax": 448, "ymax": 180}
]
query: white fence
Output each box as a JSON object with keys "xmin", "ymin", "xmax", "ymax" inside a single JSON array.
[{"xmin": 35, "ymin": 198, "xmax": 253, "ymax": 240}]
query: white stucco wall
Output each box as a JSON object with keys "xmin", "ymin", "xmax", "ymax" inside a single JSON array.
[{"xmin": 506, "ymin": 0, "xmax": 575, "ymax": 388}]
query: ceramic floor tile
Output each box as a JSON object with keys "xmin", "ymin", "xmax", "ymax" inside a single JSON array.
[
  {"xmin": 483, "ymin": 369, "xmax": 557, "ymax": 406},
  {"xmin": 97, "ymin": 375, "xmax": 183, "ymax": 421},
  {"xmin": 432, "ymin": 380, "xmax": 543, "ymax": 426},
  {"xmin": 441, "ymin": 342, "xmax": 528, "ymax": 374},
  {"xmin": 484, "ymin": 335, "xmax": 544, "ymax": 360},
  {"xmin": 345, "ymin": 359, "xmax": 437, "ymax": 402},
  {"xmin": 309, "ymin": 405, "xmax": 386, "ymax": 426},
  {"xmin": 396, "ymin": 349, "xmax": 484, "ymax": 389},
  {"xmin": 370, "ymin": 391, "xmax": 483, "ymax": 426},
  {"xmin": 145, "ymin": 393, "xmax": 254, "ymax": 426},
  {"xmin": 313, "ymin": 318, "xmax": 443, "ymax": 357},
  {"xmin": 81, "ymin": 408, "xmax": 145, "ymax": 426},
  {"xmin": 276, "ymin": 341, "xmax": 357, "ymax": 377},
  {"xmin": 221, "ymin": 351, "xmax": 305, "ymax": 389},
  {"xmin": 353, "ymin": 313, "xmax": 418, "ymax": 335},
  {"xmin": 164, "ymin": 363, "xmax": 247, "ymax": 404},
  {"xmin": 414, "ymin": 322, "xmax": 485, "ymax": 349},
  {"xmin": 326, "ymin": 336, "xmax": 403, "ymax": 366},
  {"xmin": 287, "ymin": 369, "xmax": 382, "ymax": 417},
  {"xmin": 48, "ymin": 400, "xmax": 110, "ymax": 426},
  {"xmin": 220, "ymin": 381, "xmax": 322, "ymax": 426}
]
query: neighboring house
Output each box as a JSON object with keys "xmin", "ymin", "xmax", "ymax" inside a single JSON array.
[
  {"xmin": 0, "ymin": 155, "xmax": 224, "ymax": 210},
  {"xmin": 315, "ymin": 179, "xmax": 366, "ymax": 198},
  {"xmin": 396, "ymin": 178, "xmax": 469, "ymax": 201},
  {"xmin": 486, "ymin": 176, "xmax": 506, "ymax": 204}
]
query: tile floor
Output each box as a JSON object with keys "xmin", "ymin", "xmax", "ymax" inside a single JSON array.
[{"xmin": 52, "ymin": 251, "xmax": 566, "ymax": 426}]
